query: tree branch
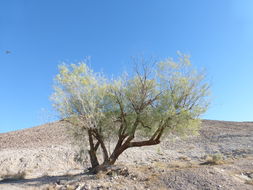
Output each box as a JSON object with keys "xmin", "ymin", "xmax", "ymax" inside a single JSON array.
[
  {"xmin": 93, "ymin": 130, "xmax": 109, "ymax": 162},
  {"xmin": 94, "ymin": 141, "xmax": 100, "ymax": 151},
  {"xmin": 129, "ymin": 139, "xmax": 160, "ymax": 147}
]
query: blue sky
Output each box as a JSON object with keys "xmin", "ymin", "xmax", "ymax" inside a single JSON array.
[{"xmin": 0, "ymin": 0, "xmax": 253, "ymax": 133}]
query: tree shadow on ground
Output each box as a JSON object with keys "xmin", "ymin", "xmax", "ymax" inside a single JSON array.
[{"xmin": 0, "ymin": 171, "xmax": 92, "ymax": 188}]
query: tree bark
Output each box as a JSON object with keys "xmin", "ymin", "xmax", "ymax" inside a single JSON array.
[
  {"xmin": 88, "ymin": 130, "xmax": 99, "ymax": 168},
  {"xmin": 107, "ymin": 143, "xmax": 129, "ymax": 165},
  {"xmin": 94, "ymin": 130, "xmax": 109, "ymax": 163},
  {"xmin": 129, "ymin": 139, "xmax": 160, "ymax": 147}
]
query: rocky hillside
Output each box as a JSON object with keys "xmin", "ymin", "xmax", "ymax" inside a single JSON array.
[{"xmin": 0, "ymin": 120, "xmax": 253, "ymax": 190}]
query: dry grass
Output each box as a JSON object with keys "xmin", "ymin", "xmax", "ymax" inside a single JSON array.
[
  {"xmin": 200, "ymin": 154, "xmax": 225, "ymax": 165},
  {"xmin": 178, "ymin": 155, "xmax": 191, "ymax": 161},
  {"xmin": 96, "ymin": 170, "xmax": 108, "ymax": 180},
  {"xmin": 152, "ymin": 161, "xmax": 167, "ymax": 169},
  {"xmin": 168, "ymin": 160, "xmax": 192, "ymax": 168},
  {"xmin": 131, "ymin": 165, "xmax": 168, "ymax": 190}
]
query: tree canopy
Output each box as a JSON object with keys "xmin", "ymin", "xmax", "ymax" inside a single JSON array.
[{"xmin": 51, "ymin": 54, "xmax": 210, "ymax": 172}]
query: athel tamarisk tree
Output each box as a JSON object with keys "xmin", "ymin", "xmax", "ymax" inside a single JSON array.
[{"xmin": 51, "ymin": 54, "xmax": 210, "ymax": 172}]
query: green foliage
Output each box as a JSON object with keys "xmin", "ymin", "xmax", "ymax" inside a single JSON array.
[
  {"xmin": 52, "ymin": 54, "xmax": 209, "ymax": 142},
  {"xmin": 208, "ymin": 153, "xmax": 224, "ymax": 164}
]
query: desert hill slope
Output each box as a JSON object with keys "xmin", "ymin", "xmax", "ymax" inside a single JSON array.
[
  {"xmin": 0, "ymin": 121, "xmax": 70, "ymax": 149},
  {"xmin": 1, "ymin": 119, "xmax": 252, "ymax": 150},
  {"xmin": 0, "ymin": 120, "xmax": 253, "ymax": 190}
]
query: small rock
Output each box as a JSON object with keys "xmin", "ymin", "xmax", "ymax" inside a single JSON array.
[
  {"xmin": 76, "ymin": 184, "xmax": 84, "ymax": 190},
  {"xmin": 66, "ymin": 184, "xmax": 76, "ymax": 190}
]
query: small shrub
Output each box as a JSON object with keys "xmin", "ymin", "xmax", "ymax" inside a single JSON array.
[
  {"xmin": 74, "ymin": 148, "xmax": 88, "ymax": 166},
  {"xmin": 156, "ymin": 147, "xmax": 163, "ymax": 155},
  {"xmin": 211, "ymin": 154, "xmax": 223, "ymax": 163},
  {"xmin": 0, "ymin": 171, "xmax": 26, "ymax": 181},
  {"xmin": 201, "ymin": 153, "xmax": 224, "ymax": 165}
]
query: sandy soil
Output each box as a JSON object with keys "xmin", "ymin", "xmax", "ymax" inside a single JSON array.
[{"xmin": 0, "ymin": 120, "xmax": 253, "ymax": 190}]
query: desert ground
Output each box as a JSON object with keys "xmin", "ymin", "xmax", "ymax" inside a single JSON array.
[{"xmin": 0, "ymin": 120, "xmax": 253, "ymax": 190}]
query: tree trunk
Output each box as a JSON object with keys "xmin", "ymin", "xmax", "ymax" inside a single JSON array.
[
  {"xmin": 90, "ymin": 145, "xmax": 128, "ymax": 174},
  {"xmin": 88, "ymin": 127, "xmax": 162, "ymax": 173},
  {"xmin": 89, "ymin": 150, "xmax": 99, "ymax": 168},
  {"xmin": 107, "ymin": 142, "xmax": 129, "ymax": 165},
  {"xmin": 88, "ymin": 130, "xmax": 99, "ymax": 168}
]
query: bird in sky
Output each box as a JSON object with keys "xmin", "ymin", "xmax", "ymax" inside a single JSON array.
[{"xmin": 5, "ymin": 50, "xmax": 11, "ymax": 54}]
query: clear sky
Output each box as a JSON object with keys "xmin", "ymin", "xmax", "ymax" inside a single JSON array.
[{"xmin": 1, "ymin": 0, "xmax": 253, "ymax": 133}]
